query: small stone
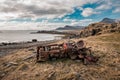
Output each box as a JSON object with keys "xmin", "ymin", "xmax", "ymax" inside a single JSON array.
[
  {"xmin": 75, "ymin": 60, "xmax": 81, "ymax": 63},
  {"xmin": 32, "ymin": 39, "xmax": 37, "ymax": 42}
]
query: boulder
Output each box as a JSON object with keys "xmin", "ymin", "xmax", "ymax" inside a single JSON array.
[{"xmin": 32, "ymin": 39, "xmax": 37, "ymax": 42}]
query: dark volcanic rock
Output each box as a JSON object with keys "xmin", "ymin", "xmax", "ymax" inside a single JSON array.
[
  {"xmin": 32, "ymin": 39, "xmax": 37, "ymax": 42},
  {"xmin": 56, "ymin": 25, "xmax": 83, "ymax": 30}
]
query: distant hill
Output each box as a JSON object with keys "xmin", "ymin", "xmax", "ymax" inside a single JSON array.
[
  {"xmin": 77, "ymin": 20, "xmax": 120, "ymax": 38},
  {"xmin": 101, "ymin": 18, "xmax": 120, "ymax": 23},
  {"xmin": 33, "ymin": 18, "xmax": 120, "ymax": 39},
  {"xmin": 56, "ymin": 18, "xmax": 120, "ymax": 30},
  {"xmin": 56, "ymin": 25, "xmax": 84, "ymax": 30}
]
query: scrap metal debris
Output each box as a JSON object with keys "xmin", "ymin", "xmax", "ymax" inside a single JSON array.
[{"xmin": 36, "ymin": 40, "xmax": 98, "ymax": 64}]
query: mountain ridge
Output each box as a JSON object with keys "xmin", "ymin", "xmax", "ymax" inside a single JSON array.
[
  {"xmin": 56, "ymin": 25, "xmax": 84, "ymax": 30},
  {"xmin": 100, "ymin": 18, "xmax": 120, "ymax": 23},
  {"xmin": 56, "ymin": 18, "xmax": 120, "ymax": 30}
]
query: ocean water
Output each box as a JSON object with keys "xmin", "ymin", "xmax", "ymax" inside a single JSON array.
[{"xmin": 0, "ymin": 30, "xmax": 62, "ymax": 43}]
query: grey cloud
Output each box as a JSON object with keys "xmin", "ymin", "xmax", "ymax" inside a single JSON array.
[
  {"xmin": 0, "ymin": 0, "xmax": 100, "ymax": 19},
  {"xmin": 0, "ymin": 6, "xmax": 17, "ymax": 12},
  {"xmin": 0, "ymin": 0, "xmax": 73, "ymax": 19},
  {"xmin": 0, "ymin": 0, "xmax": 119, "ymax": 19}
]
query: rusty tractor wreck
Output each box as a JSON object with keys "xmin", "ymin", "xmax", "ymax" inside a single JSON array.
[{"xmin": 36, "ymin": 40, "xmax": 98, "ymax": 64}]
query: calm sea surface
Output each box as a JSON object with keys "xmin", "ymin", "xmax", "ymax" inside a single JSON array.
[{"xmin": 0, "ymin": 30, "xmax": 62, "ymax": 43}]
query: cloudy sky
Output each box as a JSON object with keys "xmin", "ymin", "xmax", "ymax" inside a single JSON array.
[{"xmin": 0, "ymin": 0, "xmax": 120, "ymax": 30}]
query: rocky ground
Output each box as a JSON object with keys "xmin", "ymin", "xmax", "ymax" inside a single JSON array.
[{"xmin": 0, "ymin": 33, "xmax": 120, "ymax": 80}]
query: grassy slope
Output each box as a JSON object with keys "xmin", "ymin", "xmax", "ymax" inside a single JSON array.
[
  {"xmin": 0, "ymin": 33, "xmax": 120, "ymax": 80},
  {"xmin": 85, "ymin": 33, "xmax": 120, "ymax": 53}
]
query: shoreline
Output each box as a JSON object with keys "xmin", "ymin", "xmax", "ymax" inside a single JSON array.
[
  {"xmin": 0, "ymin": 30, "xmax": 65, "ymax": 45},
  {"xmin": 0, "ymin": 40, "xmax": 61, "ymax": 57},
  {"xmin": 0, "ymin": 40, "xmax": 60, "ymax": 49},
  {"xmin": 31, "ymin": 30, "xmax": 78, "ymax": 38}
]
